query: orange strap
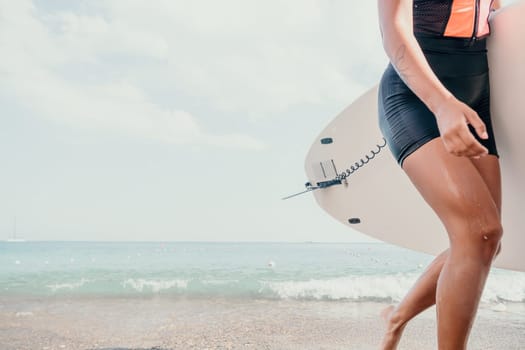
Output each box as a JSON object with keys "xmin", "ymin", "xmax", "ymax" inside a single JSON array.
[
  {"xmin": 444, "ymin": 0, "xmax": 476, "ymax": 37},
  {"xmin": 444, "ymin": 0, "xmax": 491, "ymax": 38}
]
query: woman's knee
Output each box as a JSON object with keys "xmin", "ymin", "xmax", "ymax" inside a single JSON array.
[
  {"xmin": 479, "ymin": 223, "xmax": 503, "ymax": 250},
  {"xmin": 450, "ymin": 221, "xmax": 503, "ymax": 261}
]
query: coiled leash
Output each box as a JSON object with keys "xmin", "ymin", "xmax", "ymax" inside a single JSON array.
[{"xmin": 282, "ymin": 137, "xmax": 387, "ymax": 200}]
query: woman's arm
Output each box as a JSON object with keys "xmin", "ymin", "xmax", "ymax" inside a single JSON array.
[
  {"xmin": 378, "ymin": 0, "xmax": 489, "ymax": 158},
  {"xmin": 378, "ymin": 0, "xmax": 452, "ymax": 113}
]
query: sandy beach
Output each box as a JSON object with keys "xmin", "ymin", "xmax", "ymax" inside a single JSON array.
[{"xmin": 1, "ymin": 296, "xmax": 524, "ymax": 350}]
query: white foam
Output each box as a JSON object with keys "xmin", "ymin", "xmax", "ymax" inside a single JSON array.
[
  {"xmin": 490, "ymin": 303, "xmax": 507, "ymax": 312},
  {"xmin": 121, "ymin": 278, "xmax": 188, "ymax": 293},
  {"xmin": 263, "ymin": 272, "xmax": 525, "ymax": 303},
  {"xmin": 202, "ymin": 279, "xmax": 239, "ymax": 286},
  {"xmin": 46, "ymin": 278, "xmax": 92, "ymax": 292},
  {"xmin": 263, "ymin": 274, "xmax": 418, "ymax": 301},
  {"xmin": 482, "ymin": 272, "xmax": 525, "ymax": 303}
]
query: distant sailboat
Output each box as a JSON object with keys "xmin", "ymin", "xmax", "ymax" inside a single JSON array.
[{"xmin": 6, "ymin": 217, "xmax": 26, "ymax": 242}]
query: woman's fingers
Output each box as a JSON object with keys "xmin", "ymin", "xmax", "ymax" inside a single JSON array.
[
  {"xmin": 462, "ymin": 110, "xmax": 489, "ymax": 157},
  {"xmin": 458, "ymin": 121, "xmax": 489, "ymax": 157},
  {"xmin": 442, "ymin": 120, "xmax": 488, "ymax": 157},
  {"xmin": 436, "ymin": 99, "xmax": 489, "ymax": 158},
  {"xmin": 465, "ymin": 110, "xmax": 489, "ymax": 140}
]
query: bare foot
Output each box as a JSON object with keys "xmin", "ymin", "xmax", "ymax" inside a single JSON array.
[{"xmin": 380, "ymin": 305, "xmax": 406, "ymax": 350}]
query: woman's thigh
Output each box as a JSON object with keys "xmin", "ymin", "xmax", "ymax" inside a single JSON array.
[
  {"xmin": 470, "ymin": 155, "xmax": 501, "ymax": 214},
  {"xmin": 401, "ymin": 137, "xmax": 501, "ymax": 246}
]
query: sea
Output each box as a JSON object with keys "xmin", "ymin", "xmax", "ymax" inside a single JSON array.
[{"xmin": 1, "ymin": 241, "xmax": 524, "ymax": 306}]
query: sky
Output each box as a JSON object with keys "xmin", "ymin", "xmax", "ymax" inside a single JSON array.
[{"xmin": 0, "ymin": 0, "xmax": 515, "ymax": 242}]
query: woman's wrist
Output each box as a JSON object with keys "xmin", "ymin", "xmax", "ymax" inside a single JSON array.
[{"xmin": 425, "ymin": 90, "xmax": 455, "ymax": 116}]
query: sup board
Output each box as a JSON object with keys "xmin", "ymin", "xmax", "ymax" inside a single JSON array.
[{"xmin": 302, "ymin": 3, "xmax": 525, "ymax": 272}]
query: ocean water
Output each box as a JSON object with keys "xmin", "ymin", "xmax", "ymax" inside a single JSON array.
[{"xmin": 1, "ymin": 241, "xmax": 524, "ymax": 305}]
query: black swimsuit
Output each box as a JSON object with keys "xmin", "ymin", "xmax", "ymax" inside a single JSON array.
[{"xmin": 378, "ymin": 0, "xmax": 499, "ymax": 167}]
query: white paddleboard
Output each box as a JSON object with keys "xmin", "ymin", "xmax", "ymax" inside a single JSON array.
[{"xmin": 304, "ymin": 3, "xmax": 525, "ymax": 272}]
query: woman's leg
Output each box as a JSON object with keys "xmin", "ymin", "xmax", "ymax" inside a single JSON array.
[
  {"xmin": 380, "ymin": 249, "xmax": 448, "ymax": 349},
  {"xmin": 380, "ymin": 137, "xmax": 502, "ymax": 350},
  {"xmin": 380, "ymin": 152, "xmax": 501, "ymax": 349}
]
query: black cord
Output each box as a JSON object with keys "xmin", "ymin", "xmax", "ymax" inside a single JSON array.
[{"xmin": 335, "ymin": 138, "xmax": 387, "ymax": 181}]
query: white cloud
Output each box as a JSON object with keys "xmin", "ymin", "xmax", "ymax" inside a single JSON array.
[
  {"xmin": 1, "ymin": 0, "xmax": 386, "ymax": 148},
  {"xmin": 99, "ymin": 0, "xmax": 386, "ymax": 117},
  {"xmin": 0, "ymin": 0, "xmax": 265, "ymax": 150}
]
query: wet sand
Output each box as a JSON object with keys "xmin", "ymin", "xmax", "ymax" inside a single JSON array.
[{"xmin": 1, "ymin": 296, "xmax": 524, "ymax": 350}]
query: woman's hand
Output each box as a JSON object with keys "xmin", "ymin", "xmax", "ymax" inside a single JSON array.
[{"xmin": 433, "ymin": 97, "xmax": 489, "ymax": 158}]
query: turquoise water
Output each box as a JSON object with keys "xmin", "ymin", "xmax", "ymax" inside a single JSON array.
[{"xmin": 1, "ymin": 241, "xmax": 524, "ymax": 303}]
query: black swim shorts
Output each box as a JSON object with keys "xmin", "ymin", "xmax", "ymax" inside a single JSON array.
[{"xmin": 378, "ymin": 35, "xmax": 499, "ymax": 167}]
